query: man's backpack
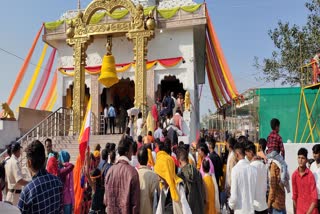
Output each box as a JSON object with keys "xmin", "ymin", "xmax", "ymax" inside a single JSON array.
[{"xmin": 167, "ymin": 127, "xmax": 178, "ymax": 145}]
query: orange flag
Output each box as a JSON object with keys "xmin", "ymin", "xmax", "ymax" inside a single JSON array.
[{"xmin": 73, "ymin": 98, "xmax": 91, "ymax": 214}]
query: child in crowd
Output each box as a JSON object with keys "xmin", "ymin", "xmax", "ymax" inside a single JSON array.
[{"xmin": 266, "ymin": 118, "xmax": 290, "ymax": 193}]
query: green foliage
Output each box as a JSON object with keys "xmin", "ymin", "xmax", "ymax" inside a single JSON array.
[{"xmin": 255, "ymin": 0, "xmax": 320, "ymax": 85}]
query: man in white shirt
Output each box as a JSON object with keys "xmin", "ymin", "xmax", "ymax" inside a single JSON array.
[
  {"xmin": 310, "ymin": 144, "xmax": 320, "ymax": 213},
  {"xmin": 130, "ymin": 141, "xmax": 139, "ymax": 168},
  {"xmin": 5, "ymin": 142, "xmax": 29, "ymax": 205},
  {"xmin": 229, "ymin": 142, "xmax": 257, "ymax": 214},
  {"xmin": 245, "ymin": 142, "xmax": 268, "ymax": 214},
  {"xmin": 171, "ymin": 92, "xmax": 177, "ymax": 116},
  {"xmin": 225, "ymin": 138, "xmax": 237, "ymax": 195},
  {"xmin": 154, "ymin": 122, "xmax": 164, "ymax": 140}
]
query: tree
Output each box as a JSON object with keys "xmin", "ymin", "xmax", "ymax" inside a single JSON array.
[
  {"xmin": 255, "ymin": 0, "xmax": 320, "ymax": 85},
  {"xmin": 201, "ymin": 113, "xmax": 209, "ymax": 129}
]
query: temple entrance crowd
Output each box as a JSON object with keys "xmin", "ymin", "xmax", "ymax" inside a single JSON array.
[
  {"xmin": 1, "ymin": 107, "xmax": 320, "ymax": 214},
  {"xmin": 101, "ymin": 91, "xmax": 187, "ymax": 136}
]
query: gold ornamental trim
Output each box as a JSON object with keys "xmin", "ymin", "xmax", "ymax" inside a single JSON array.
[{"xmin": 66, "ymin": 0, "xmax": 155, "ymax": 133}]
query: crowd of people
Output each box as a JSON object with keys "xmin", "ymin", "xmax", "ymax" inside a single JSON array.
[
  {"xmin": 1, "ymin": 116, "xmax": 320, "ymax": 214},
  {"xmin": 102, "ymin": 91, "xmax": 187, "ymax": 136}
]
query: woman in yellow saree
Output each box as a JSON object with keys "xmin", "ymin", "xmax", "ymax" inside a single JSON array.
[{"xmin": 202, "ymin": 159, "xmax": 217, "ymax": 214}]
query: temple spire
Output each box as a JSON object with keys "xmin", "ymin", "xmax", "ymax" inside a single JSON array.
[{"xmin": 77, "ymin": 0, "xmax": 81, "ymax": 10}]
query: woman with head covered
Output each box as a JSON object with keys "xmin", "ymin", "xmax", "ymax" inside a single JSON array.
[
  {"xmin": 58, "ymin": 150, "xmax": 74, "ymax": 214},
  {"xmin": 154, "ymin": 149, "xmax": 192, "ymax": 214}
]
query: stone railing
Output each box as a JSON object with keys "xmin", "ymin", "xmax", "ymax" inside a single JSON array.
[{"xmin": 0, "ymin": 107, "xmax": 73, "ymax": 166}]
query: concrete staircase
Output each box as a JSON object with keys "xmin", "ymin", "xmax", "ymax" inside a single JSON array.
[
  {"xmin": 52, "ymin": 134, "xmax": 123, "ymax": 163},
  {"xmin": 0, "ymin": 107, "xmax": 124, "ymax": 166}
]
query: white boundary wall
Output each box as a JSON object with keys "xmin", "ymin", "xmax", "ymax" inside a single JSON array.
[{"xmin": 0, "ymin": 120, "xmax": 20, "ymax": 148}]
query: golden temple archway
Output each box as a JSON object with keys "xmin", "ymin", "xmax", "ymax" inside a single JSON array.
[{"xmin": 66, "ymin": 0, "xmax": 155, "ymax": 133}]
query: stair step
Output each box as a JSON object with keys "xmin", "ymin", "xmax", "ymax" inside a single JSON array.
[
  {"xmin": 16, "ymin": 134, "xmax": 123, "ymax": 165},
  {"xmin": 56, "ymin": 134, "xmax": 123, "ymax": 163}
]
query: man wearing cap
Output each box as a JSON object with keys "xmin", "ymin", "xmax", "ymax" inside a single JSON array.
[{"xmin": 5, "ymin": 142, "xmax": 29, "ymax": 205}]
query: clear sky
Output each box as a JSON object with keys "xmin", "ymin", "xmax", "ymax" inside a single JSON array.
[{"xmin": 0, "ymin": 0, "xmax": 309, "ymax": 118}]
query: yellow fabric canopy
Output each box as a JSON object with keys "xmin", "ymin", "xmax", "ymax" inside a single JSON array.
[
  {"xmin": 107, "ymin": 9, "xmax": 129, "ymax": 20},
  {"xmin": 157, "ymin": 7, "xmax": 180, "ymax": 19},
  {"xmin": 180, "ymin": 4, "xmax": 202, "ymax": 13},
  {"xmin": 44, "ymin": 4, "xmax": 203, "ymax": 30},
  {"xmin": 144, "ymin": 6, "xmax": 156, "ymax": 16},
  {"xmin": 90, "ymin": 12, "xmax": 107, "ymax": 24},
  {"xmin": 157, "ymin": 4, "xmax": 202, "ymax": 19},
  {"xmin": 44, "ymin": 20, "xmax": 64, "ymax": 30}
]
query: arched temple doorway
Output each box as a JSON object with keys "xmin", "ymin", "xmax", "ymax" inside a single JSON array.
[
  {"xmin": 100, "ymin": 78, "xmax": 135, "ymax": 113},
  {"xmin": 156, "ymin": 75, "xmax": 186, "ymax": 102},
  {"xmin": 64, "ymin": 83, "xmax": 90, "ymax": 110}
]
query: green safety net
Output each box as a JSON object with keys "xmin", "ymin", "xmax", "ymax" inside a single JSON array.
[{"xmin": 257, "ymin": 87, "xmax": 320, "ymax": 143}]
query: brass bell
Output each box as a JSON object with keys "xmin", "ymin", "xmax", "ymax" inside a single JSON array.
[
  {"xmin": 98, "ymin": 54, "xmax": 119, "ymax": 88},
  {"xmin": 98, "ymin": 37, "xmax": 119, "ymax": 88}
]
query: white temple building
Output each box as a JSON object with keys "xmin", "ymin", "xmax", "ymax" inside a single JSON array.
[{"xmin": 43, "ymin": 0, "xmax": 207, "ymax": 143}]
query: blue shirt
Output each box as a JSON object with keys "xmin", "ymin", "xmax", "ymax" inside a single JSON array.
[
  {"xmin": 108, "ymin": 106, "xmax": 116, "ymax": 117},
  {"xmin": 18, "ymin": 169, "xmax": 63, "ymax": 214},
  {"xmin": 98, "ymin": 160, "xmax": 106, "ymax": 171},
  {"xmin": 97, "ymin": 161, "xmax": 112, "ymax": 179}
]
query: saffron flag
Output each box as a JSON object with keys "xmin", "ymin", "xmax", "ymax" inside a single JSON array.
[
  {"xmin": 78, "ymin": 98, "xmax": 92, "ymax": 160},
  {"xmin": 73, "ymin": 98, "xmax": 91, "ymax": 214}
]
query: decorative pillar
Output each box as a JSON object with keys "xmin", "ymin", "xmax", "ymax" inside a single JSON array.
[
  {"xmin": 90, "ymin": 74, "xmax": 100, "ymax": 134},
  {"xmin": 66, "ymin": 38, "xmax": 88, "ymax": 133},
  {"xmin": 127, "ymin": 30, "xmax": 154, "ymax": 118}
]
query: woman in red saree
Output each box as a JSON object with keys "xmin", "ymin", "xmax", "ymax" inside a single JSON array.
[{"xmin": 151, "ymin": 104, "xmax": 159, "ymax": 130}]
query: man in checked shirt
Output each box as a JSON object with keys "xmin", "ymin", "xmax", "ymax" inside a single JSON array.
[
  {"xmin": 18, "ymin": 140, "xmax": 63, "ymax": 214},
  {"xmin": 266, "ymin": 118, "xmax": 290, "ymax": 193}
]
